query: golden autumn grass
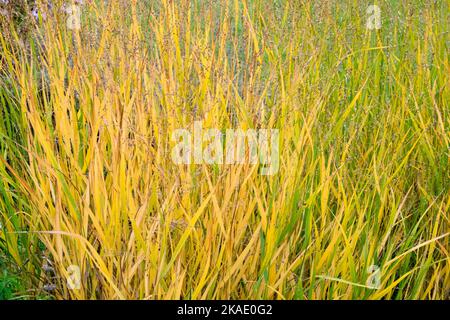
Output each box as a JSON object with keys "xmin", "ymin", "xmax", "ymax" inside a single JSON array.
[{"xmin": 0, "ymin": 0, "xmax": 449, "ymax": 299}]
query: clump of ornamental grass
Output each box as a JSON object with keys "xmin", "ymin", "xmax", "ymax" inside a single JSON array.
[{"xmin": 0, "ymin": 0, "xmax": 449, "ymax": 299}]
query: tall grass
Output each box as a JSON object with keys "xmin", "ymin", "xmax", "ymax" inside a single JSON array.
[{"xmin": 0, "ymin": 0, "xmax": 449, "ymax": 299}]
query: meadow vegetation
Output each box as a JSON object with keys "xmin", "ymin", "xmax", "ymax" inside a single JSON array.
[{"xmin": 0, "ymin": 0, "xmax": 448, "ymax": 299}]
